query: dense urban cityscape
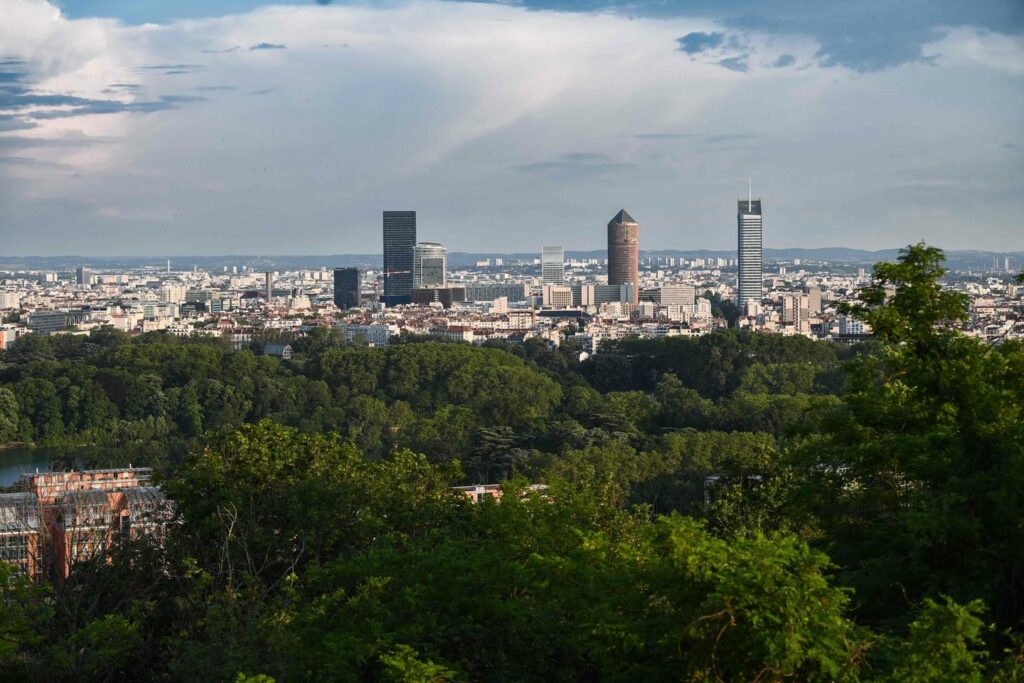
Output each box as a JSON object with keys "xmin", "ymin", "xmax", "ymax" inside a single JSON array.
[
  {"xmin": 2, "ymin": 200, "xmax": 1021, "ymax": 354},
  {"xmin": 2, "ymin": 0, "xmax": 1023, "ymax": 679}
]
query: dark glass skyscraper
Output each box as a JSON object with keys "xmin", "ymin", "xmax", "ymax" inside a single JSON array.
[
  {"xmin": 334, "ymin": 267, "xmax": 360, "ymax": 309},
  {"xmin": 382, "ymin": 210, "xmax": 416, "ymax": 305},
  {"xmin": 737, "ymin": 197, "xmax": 763, "ymax": 307}
]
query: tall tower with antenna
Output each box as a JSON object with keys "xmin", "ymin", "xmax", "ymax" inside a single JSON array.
[{"xmin": 737, "ymin": 183, "xmax": 763, "ymax": 308}]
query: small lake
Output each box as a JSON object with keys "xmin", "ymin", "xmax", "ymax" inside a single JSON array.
[{"xmin": 0, "ymin": 446, "xmax": 85, "ymax": 487}]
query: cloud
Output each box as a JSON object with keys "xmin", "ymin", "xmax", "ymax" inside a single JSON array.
[
  {"xmin": 135, "ymin": 64, "xmax": 204, "ymax": 72},
  {"xmin": 677, "ymin": 32, "xmax": 724, "ymax": 54},
  {"xmin": 249, "ymin": 42, "xmax": 286, "ymax": 51},
  {"xmin": 0, "ymin": 0, "xmax": 1021, "ymax": 254},
  {"xmin": 0, "ymin": 155, "xmax": 73, "ymax": 169},
  {"xmin": 634, "ymin": 133, "xmax": 762, "ymax": 144},
  {"xmin": 516, "ymin": 152, "xmax": 633, "ymax": 176},
  {"xmin": 771, "ymin": 53, "xmax": 795, "ymax": 68},
  {"xmin": 0, "ymin": 80, "xmax": 205, "ymax": 121},
  {"xmin": 923, "ymin": 28, "xmax": 1024, "ymax": 75},
  {"xmin": 717, "ymin": 56, "xmax": 749, "ymax": 72},
  {"xmin": 0, "ymin": 115, "xmax": 36, "ymax": 132}
]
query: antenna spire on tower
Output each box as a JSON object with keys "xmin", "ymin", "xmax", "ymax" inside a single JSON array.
[{"xmin": 748, "ymin": 178, "xmax": 752, "ymax": 212}]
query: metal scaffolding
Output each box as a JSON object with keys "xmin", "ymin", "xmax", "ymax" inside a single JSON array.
[{"xmin": 0, "ymin": 492, "xmax": 42, "ymax": 581}]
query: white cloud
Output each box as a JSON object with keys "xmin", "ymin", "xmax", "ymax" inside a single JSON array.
[
  {"xmin": 0, "ymin": 0, "xmax": 1021, "ymax": 254},
  {"xmin": 924, "ymin": 27, "xmax": 1024, "ymax": 75}
]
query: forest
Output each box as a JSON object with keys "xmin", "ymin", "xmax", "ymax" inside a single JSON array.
[{"xmin": 0, "ymin": 244, "xmax": 1022, "ymax": 681}]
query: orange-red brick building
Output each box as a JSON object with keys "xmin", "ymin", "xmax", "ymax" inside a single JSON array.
[{"xmin": 0, "ymin": 468, "xmax": 172, "ymax": 583}]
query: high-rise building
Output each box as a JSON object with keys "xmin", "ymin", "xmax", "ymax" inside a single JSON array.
[
  {"xmin": 737, "ymin": 192, "xmax": 763, "ymax": 307},
  {"xmin": 542, "ymin": 284, "xmax": 573, "ymax": 308},
  {"xmin": 75, "ymin": 266, "xmax": 90, "ymax": 286},
  {"xmin": 334, "ymin": 267, "xmax": 360, "ymax": 309},
  {"xmin": 413, "ymin": 242, "xmax": 447, "ymax": 289},
  {"xmin": 383, "ymin": 211, "xmax": 417, "ymax": 305},
  {"xmin": 265, "ymin": 272, "xmax": 274, "ymax": 303},
  {"xmin": 607, "ymin": 209, "xmax": 639, "ymax": 304},
  {"xmin": 541, "ymin": 246, "xmax": 565, "ymax": 285},
  {"xmin": 807, "ymin": 286, "xmax": 822, "ymax": 314}
]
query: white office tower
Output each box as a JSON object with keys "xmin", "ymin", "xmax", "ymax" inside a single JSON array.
[
  {"xmin": 737, "ymin": 185, "xmax": 763, "ymax": 307},
  {"xmin": 412, "ymin": 242, "xmax": 447, "ymax": 289},
  {"xmin": 541, "ymin": 245, "xmax": 565, "ymax": 285}
]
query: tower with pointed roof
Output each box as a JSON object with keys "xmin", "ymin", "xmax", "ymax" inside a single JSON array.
[
  {"xmin": 607, "ymin": 209, "xmax": 639, "ymax": 304},
  {"xmin": 737, "ymin": 193, "xmax": 763, "ymax": 308}
]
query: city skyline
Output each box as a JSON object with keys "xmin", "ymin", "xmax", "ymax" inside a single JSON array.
[{"xmin": 1, "ymin": 0, "xmax": 1022, "ymax": 255}]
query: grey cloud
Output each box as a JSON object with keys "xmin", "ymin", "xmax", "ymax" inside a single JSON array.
[
  {"xmin": 0, "ymin": 115, "xmax": 36, "ymax": 132},
  {"xmin": 634, "ymin": 133, "xmax": 697, "ymax": 140},
  {"xmin": 516, "ymin": 152, "xmax": 633, "ymax": 176},
  {"xmin": 135, "ymin": 64, "xmax": 204, "ymax": 72},
  {"xmin": 717, "ymin": 56, "xmax": 750, "ymax": 72},
  {"xmin": 771, "ymin": 53, "xmax": 796, "ymax": 68},
  {"xmin": 0, "ymin": 78, "xmax": 205, "ymax": 122},
  {"xmin": 202, "ymin": 46, "xmax": 241, "ymax": 54},
  {"xmin": 0, "ymin": 156, "xmax": 74, "ymax": 169},
  {"xmin": 700, "ymin": 133, "xmax": 760, "ymax": 144},
  {"xmin": 677, "ymin": 32, "xmax": 724, "ymax": 54},
  {"xmin": 465, "ymin": 1, "xmax": 1024, "ymax": 72},
  {"xmin": 195, "ymin": 85, "xmax": 237, "ymax": 91},
  {"xmin": 0, "ymin": 135, "xmax": 110, "ymax": 153},
  {"xmin": 676, "ymin": 31, "xmax": 751, "ymax": 72},
  {"xmin": 633, "ymin": 132, "xmax": 762, "ymax": 145},
  {"xmin": 250, "ymin": 43, "xmax": 286, "ymax": 50}
]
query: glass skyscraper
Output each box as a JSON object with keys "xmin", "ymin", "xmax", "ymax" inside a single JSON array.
[
  {"xmin": 383, "ymin": 210, "xmax": 416, "ymax": 305},
  {"xmin": 333, "ymin": 267, "xmax": 360, "ymax": 309},
  {"xmin": 541, "ymin": 245, "xmax": 564, "ymax": 285},
  {"xmin": 412, "ymin": 242, "xmax": 447, "ymax": 289},
  {"xmin": 737, "ymin": 197, "xmax": 763, "ymax": 307}
]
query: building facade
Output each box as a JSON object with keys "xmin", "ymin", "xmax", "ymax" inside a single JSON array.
[
  {"xmin": 542, "ymin": 285, "xmax": 573, "ymax": 308},
  {"xmin": 383, "ymin": 210, "xmax": 417, "ymax": 305},
  {"xmin": 541, "ymin": 246, "xmax": 565, "ymax": 285},
  {"xmin": 412, "ymin": 286, "xmax": 465, "ymax": 308},
  {"xmin": 0, "ymin": 468, "xmax": 172, "ymax": 584},
  {"xmin": 463, "ymin": 282, "xmax": 527, "ymax": 303},
  {"xmin": 412, "ymin": 242, "xmax": 447, "ymax": 289},
  {"xmin": 333, "ymin": 267, "xmax": 360, "ymax": 309},
  {"xmin": 607, "ymin": 210, "xmax": 639, "ymax": 304},
  {"xmin": 737, "ymin": 198, "xmax": 763, "ymax": 307}
]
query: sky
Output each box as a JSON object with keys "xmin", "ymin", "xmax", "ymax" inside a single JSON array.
[{"xmin": 0, "ymin": 0, "xmax": 1022, "ymax": 256}]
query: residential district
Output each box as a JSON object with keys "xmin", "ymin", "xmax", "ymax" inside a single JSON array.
[{"xmin": 1, "ymin": 204, "xmax": 1022, "ymax": 355}]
